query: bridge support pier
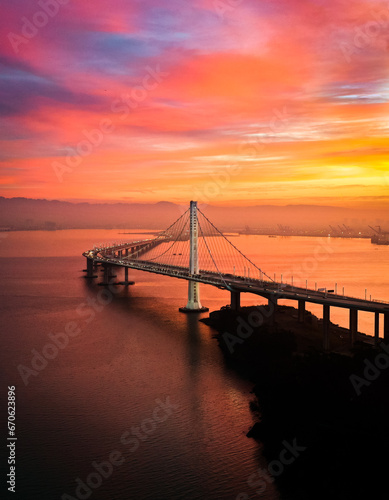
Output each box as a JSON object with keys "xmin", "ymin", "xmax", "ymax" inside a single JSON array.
[
  {"xmin": 349, "ymin": 309, "xmax": 358, "ymax": 347},
  {"xmin": 99, "ymin": 265, "xmax": 116, "ymax": 285},
  {"xmin": 298, "ymin": 299, "xmax": 305, "ymax": 323},
  {"xmin": 231, "ymin": 291, "xmax": 240, "ymax": 311},
  {"xmin": 118, "ymin": 266, "xmax": 134, "ymax": 286},
  {"xmin": 180, "ymin": 281, "xmax": 209, "ymax": 313},
  {"xmin": 104, "ymin": 265, "xmax": 112, "ymax": 283},
  {"xmin": 374, "ymin": 312, "xmax": 380, "ymax": 347},
  {"xmin": 323, "ymin": 304, "xmax": 330, "ymax": 351},
  {"xmin": 268, "ymin": 296, "xmax": 277, "ymax": 326},
  {"xmin": 85, "ymin": 258, "xmax": 97, "ymax": 278},
  {"xmin": 384, "ymin": 313, "xmax": 389, "ymax": 342}
]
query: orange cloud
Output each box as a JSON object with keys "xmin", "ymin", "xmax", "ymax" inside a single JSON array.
[{"xmin": 1, "ymin": 0, "xmax": 388, "ymax": 210}]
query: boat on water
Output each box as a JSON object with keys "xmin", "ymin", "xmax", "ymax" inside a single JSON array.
[
  {"xmin": 369, "ymin": 225, "xmax": 389, "ymax": 245},
  {"xmin": 371, "ymin": 234, "xmax": 389, "ymax": 245}
]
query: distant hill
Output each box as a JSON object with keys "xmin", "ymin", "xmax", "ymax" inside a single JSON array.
[
  {"xmin": 0, "ymin": 198, "xmax": 183, "ymax": 230},
  {"xmin": 0, "ymin": 197, "xmax": 387, "ymax": 232}
]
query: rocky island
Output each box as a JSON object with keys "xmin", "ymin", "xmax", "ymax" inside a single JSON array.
[{"xmin": 202, "ymin": 304, "xmax": 389, "ymax": 499}]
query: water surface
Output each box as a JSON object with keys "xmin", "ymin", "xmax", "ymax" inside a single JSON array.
[{"xmin": 1, "ymin": 230, "xmax": 388, "ymax": 499}]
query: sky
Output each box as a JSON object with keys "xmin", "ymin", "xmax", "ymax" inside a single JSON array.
[{"xmin": 1, "ymin": 0, "xmax": 389, "ymax": 208}]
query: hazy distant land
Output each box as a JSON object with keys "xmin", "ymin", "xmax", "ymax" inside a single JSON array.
[{"xmin": 0, "ymin": 197, "xmax": 387, "ymax": 234}]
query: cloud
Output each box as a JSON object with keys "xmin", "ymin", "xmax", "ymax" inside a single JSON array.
[{"xmin": 0, "ymin": 0, "xmax": 388, "ymax": 207}]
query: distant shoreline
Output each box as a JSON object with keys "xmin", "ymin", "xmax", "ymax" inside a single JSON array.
[{"xmin": 0, "ymin": 227, "xmax": 375, "ymax": 241}]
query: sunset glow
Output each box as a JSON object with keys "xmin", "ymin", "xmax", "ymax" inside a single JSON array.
[{"xmin": 1, "ymin": 0, "xmax": 389, "ymax": 207}]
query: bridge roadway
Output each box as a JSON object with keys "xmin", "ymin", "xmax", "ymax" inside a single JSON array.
[{"xmin": 84, "ymin": 246, "xmax": 389, "ymax": 349}]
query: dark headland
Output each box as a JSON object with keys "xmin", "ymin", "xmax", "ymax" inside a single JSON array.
[{"xmin": 201, "ymin": 305, "xmax": 389, "ymax": 499}]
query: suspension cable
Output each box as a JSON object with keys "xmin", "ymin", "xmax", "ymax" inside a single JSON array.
[
  {"xmin": 137, "ymin": 208, "xmax": 189, "ymax": 263},
  {"xmin": 153, "ymin": 208, "xmax": 190, "ymax": 241},
  {"xmin": 197, "ymin": 207, "xmax": 274, "ymax": 282},
  {"xmin": 197, "ymin": 216, "xmax": 229, "ymax": 288}
]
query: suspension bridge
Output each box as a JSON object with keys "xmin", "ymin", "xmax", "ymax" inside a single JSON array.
[{"xmin": 83, "ymin": 201, "xmax": 389, "ymax": 350}]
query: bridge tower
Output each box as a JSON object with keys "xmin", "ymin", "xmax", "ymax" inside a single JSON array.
[{"xmin": 180, "ymin": 201, "xmax": 209, "ymax": 313}]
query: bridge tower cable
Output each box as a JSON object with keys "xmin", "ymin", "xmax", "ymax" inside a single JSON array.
[
  {"xmin": 197, "ymin": 216, "xmax": 229, "ymax": 289},
  {"xmin": 154, "ymin": 207, "xmax": 189, "ymax": 242},
  {"xmin": 140, "ymin": 208, "xmax": 189, "ymax": 263},
  {"xmin": 197, "ymin": 207, "xmax": 275, "ymax": 283}
]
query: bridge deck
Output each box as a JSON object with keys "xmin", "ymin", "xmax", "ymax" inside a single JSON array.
[{"xmin": 84, "ymin": 251, "xmax": 389, "ymax": 314}]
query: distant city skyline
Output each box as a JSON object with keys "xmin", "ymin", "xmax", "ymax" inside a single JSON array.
[{"xmin": 1, "ymin": 0, "xmax": 389, "ymax": 209}]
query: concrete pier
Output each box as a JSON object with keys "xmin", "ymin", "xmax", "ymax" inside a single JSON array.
[
  {"xmin": 298, "ymin": 299, "xmax": 305, "ymax": 322},
  {"xmin": 117, "ymin": 266, "xmax": 135, "ymax": 286},
  {"xmin": 180, "ymin": 280, "xmax": 209, "ymax": 312},
  {"xmin": 375, "ymin": 312, "xmax": 380, "ymax": 347},
  {"xmin": 385, "ymin": 313, "xmax": 389, "ymax": 342},
  {"xmin": 85, "ymin": 258, "xmax": 97, "ymax": 278},
  {"xmin": 99, "ymin": 265, "xmax": 117, "ymax": 285},
  {"xmin": 350, "ymin": 309, "xmax": 358, "ymax": 346},
  {"xmin": 323, "ymin": 304, "xmax": 330, "ymax": 351},
  {"xmin": 103, "ymin": 265, "xmax": 111, "ymax": 283},
  {"xmin": 268, "ymin": 296, "xmax": 278, "ymax": 326},
  {"xmin": 231, "ymin": 291, "xmax": 240, "ymax": 311}
]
